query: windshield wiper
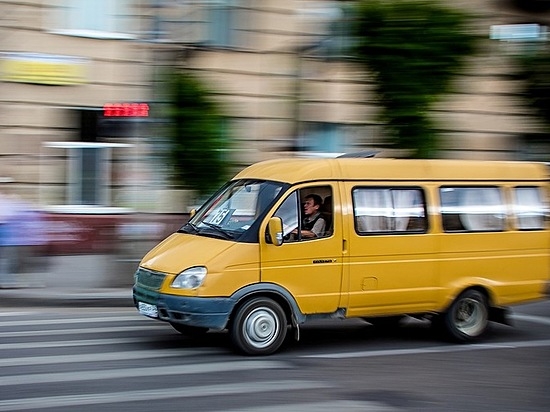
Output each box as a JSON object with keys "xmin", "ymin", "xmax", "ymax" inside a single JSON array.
[
  {"xmin": 179, "ymin": 221, "xmax": 199, "ymax": 234},
  {"xmin": 200, "ymin": 222, "xmax": 235, "ymax": 240}
]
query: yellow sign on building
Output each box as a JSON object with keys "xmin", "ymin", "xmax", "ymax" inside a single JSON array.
[{"xmin": 0, "ymin": 52, "xmax": 88, "ymax": 85}]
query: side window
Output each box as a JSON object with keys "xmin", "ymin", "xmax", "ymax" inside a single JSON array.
[
  {"xmin": 272, "ymin": 186, "xmax": 333, "ymax": 242},
  {"xmin": 353, "ymin": 187, "xmax": 427, "ymax": 234},
  {"xmin": 440, "ymin": 187, "xmax": 506, "ymax": 232},
  {"xmin": 273, "ymin": 191, "xmax": 299, "ymax": 238},
  {"xmin": 513, "ymin": 187, "xmax": 545, "ymax": 230}
]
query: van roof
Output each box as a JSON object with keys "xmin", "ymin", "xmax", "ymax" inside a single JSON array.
[{"xmin": 233, "ymin": 158, "xmax": 548, "ymax": 184}]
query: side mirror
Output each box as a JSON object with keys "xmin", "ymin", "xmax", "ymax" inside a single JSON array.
[
  {"xmin": 267, "ymin": 217, "xmax": 284, "ymax": 246},
  {"xmin": 189, "ymin": 209, "xmax": 197, "ymax": 219}
]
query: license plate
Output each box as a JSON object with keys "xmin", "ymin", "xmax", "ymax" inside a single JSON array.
[{"xmin": 138, "ymin": 302, "xmax": 158, "ymax": 318}]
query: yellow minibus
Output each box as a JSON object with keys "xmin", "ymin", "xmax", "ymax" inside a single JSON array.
[{"xmin": 133, "ymin": 156, "xmax": 550, "ymax": 355}]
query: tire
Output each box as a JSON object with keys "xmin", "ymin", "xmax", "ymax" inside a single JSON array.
[
  {"xmin": 230, "ymin": 297, "xmax": 288, "ymax": 356},
  {"xmin": 170, "ymin": 322, "xmax": 209, "ymax": 336},
  {"xmin": 444, "ymin": 289, "xmax": 489, "ymax": 342}
]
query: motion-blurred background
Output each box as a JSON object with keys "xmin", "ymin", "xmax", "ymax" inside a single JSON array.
[{"xmin": 1, "ymin": 0, "xmax": 550, "ymax": 288}]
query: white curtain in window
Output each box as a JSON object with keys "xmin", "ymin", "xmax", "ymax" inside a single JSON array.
[
  {"xmin": 458, "ymin": 188, "xmax": 505, "ymax": 231},
  {"xmin": 354, "ymin": 189, "xmax": 422, "ymax": 232},
  {"xmin": 514, "ymin": 187, "xmax": 544, "ymax": 230},
  {"xmin": 393, "ymin": 189, "xmax": 422, "ymax": 231},
  {"xmin": 354, "ymin": 189, "xmax": 391, "ymax": 232}
]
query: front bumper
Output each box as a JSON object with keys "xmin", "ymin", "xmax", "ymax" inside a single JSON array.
[{"xmin": 133, "ymin": 285, "xmax": 234, "ymax": 330}]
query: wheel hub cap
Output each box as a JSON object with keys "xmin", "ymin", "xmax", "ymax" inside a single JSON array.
[{"xmin": 244, "ymin": 308, "xmax": 279, "ymax": 348}]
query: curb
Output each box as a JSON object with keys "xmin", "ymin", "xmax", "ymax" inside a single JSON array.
[{"xmin": 0, "ymin": 288, "xmax": 134, "ymax": 308}]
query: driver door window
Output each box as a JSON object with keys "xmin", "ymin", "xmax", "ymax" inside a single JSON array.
[
  {"xmin": 273, "ymin": 186, "xmax": 333, "ymax": 242},
  {"xmin": 274, "ymin": 191, "xmax": 299, "ymax": 239}
]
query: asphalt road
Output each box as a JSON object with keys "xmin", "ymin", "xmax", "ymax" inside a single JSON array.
[{"xmin": 0, "ymin": 300, "xmax": 549, "ymax": 411}]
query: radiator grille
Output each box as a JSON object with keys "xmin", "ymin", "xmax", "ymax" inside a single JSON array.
[{"xmin": 135, "ymin": 268, "xmax": 166, "ymax": 289}]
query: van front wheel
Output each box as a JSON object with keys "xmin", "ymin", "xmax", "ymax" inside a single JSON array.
[
  {"xmin": 444, "ymin": 289, "xmax": 489, "ymax": 342},
  {"xmin": 230, "ymin": 297, "xmax": 287, "ymax": 355}
]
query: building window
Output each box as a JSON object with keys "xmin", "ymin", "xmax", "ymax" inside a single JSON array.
[
  {"xmin": 207, "ymin": 1, "xmax": 246, "ymax": 48},
  {"xmin": 51, "ymin": 0, "xmax": 134, "ymax": 39},
  {"xmin": 300, "ymin": 122, "xmax": 343, "ymax": 154},
  {"xmin": 44, "ymin": 142, "xmax": 131, "ymax": 210},
  {"xmin": 318, "ymin": 5, "xmax": 354, "ymax": 59},
  {"xmin": 77, "ymin": 147, "xmax": 105, "ymax": 205}
]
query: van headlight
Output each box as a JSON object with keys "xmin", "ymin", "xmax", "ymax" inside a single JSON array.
[{"xmin": 171, "ymin": 266, "xmax": 207, "ymax": 289}]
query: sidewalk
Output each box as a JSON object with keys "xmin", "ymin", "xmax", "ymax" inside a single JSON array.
[{"xmin": 0, "ymin": 254, "xmax": 136, "ymax": 308}]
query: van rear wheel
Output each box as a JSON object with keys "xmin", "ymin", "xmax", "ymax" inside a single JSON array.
[
  {"xmin": 444, "ymin": 289, "xmax": 489, "ymax": 342},
  {"xmin": 230, "ymin": 297, "xmax": 287, "ymax": 355}
]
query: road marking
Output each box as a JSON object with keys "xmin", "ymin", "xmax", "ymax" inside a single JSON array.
[
  {"xmin": 0, "ymin": 337, "xmax": 160, "ymax": 350},
  {"xmin": 0, "ymin": 348, "xmax": 221, "ymax": 368},
  {"xmin": 0, "ymin": 324, "xmax": 165, "ymax": 338},
  {"xmin": 0, "ymin": 360, "xmax": 287, "ymax": 387},
  {"xmin": 0, "ymin": 380, "xmax": 327, "ymax": 411},
  {"xmin": 511, "ymin": 313, "xmax": 550, "ymax": 326},
  {"xmin": 226, "ymin": 401, "xmax": 397, "ymax": 412},
  {"xmin": 0, "ymin": 312, "xmax": 35, "ymax": 317},
  {"xmin": 302, "ymin": 339, "xmax": 550, "ymax": 359}
]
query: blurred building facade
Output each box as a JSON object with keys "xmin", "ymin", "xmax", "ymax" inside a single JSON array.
[{"xmin": 1, "ymin": 0, "xmax": 549, "ymax": 213}]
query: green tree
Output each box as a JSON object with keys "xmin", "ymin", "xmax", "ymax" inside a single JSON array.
[
  {"xmin": 352, "ymin": 0, "xmax": 478, "ymax": 157},
  {"xmin": 166, "ymin": 71, "xmax": 228, "ymax": 196}
]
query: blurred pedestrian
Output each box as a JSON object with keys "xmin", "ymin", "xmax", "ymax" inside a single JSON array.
[
  {"xmin": 0, "ymin": 189, "xmax": 19, "ymax": 287},
  {"xmin": 0, "ymin": 190, "xmax": 48, "ymax": 288}
]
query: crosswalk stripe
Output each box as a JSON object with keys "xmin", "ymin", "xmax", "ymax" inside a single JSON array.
[
  {"xmin": 0, "ymin": 360, "xmax": 287, "ymax": 387},
  {"xmin": 303, "ymin": 339, "xmax": 550, "ymax": 359},
  {"xmin": 0, "ymin": 312, "xmax": 36, "ymax": 317},
  {"xmin": 0, "ymin": 380, "xmax": 327, "ymax": 411},
  {"xmin": 0, "ymin": 324, "xmax": 165, "ymax": 338},
  {"xmin": 0, "ymin": 337, "xmax": 159, "ymax": 350},
  {"xmin": 511, "ymin": 313, "xmax": 550, "ymax": 326},
  {"xmin": 0, "ymin": 348, "xmax": 219, "ymax": 368},
  {"xmin": 225, "ymin": 400, "xmax": 397, "ymax": 412}
]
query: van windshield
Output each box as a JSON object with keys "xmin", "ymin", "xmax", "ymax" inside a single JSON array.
[{"xmin": 179, "ymin": 179, "xmax": 286, "ymax": 242}]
